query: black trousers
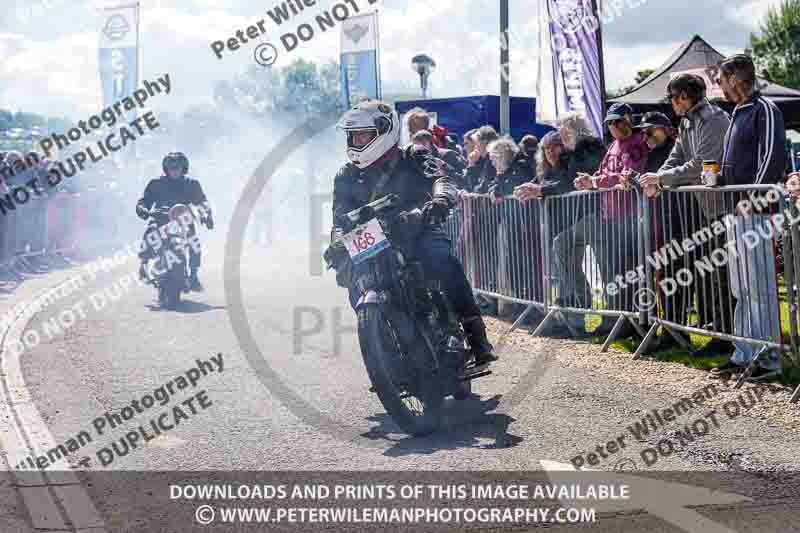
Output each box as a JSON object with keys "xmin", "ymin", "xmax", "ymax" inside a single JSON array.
[{"xmin": 651, "ymin": 193, "xmax": 690, "ymax": 325}]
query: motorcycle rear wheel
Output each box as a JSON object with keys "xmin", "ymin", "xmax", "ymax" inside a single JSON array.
[
  {"xmin": 357, "ymin": 304, "xmax": 442, "ymax": 436},
  {"xmin": 161, "ymin": 263, "xmax": 183, "ymax": 310}
]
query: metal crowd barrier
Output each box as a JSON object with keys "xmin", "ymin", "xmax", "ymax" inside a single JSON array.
[
  {"xmin": 447, "ymin": 185, "xmax": 800, "ymax": 403},
  {"xmin": 0, "ymin": 191, "xmax": 102, "ymax": 281},
  {"xmin": 447, "ymin": 193, "xmax": 548, "ymax": 331},
  {"xmin": 538, "ymin": 187, "xmax": 647, "ymax": 348},
  {"xmin": 640, "ymin": 186, "xmax": 787, "ymax": 356}
]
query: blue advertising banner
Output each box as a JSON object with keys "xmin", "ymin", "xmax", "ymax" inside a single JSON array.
[
  {"xmin": 98, "ymin": 4, "xmax": 139, "ymax": 125},
  {"xmin": 340, "ymin": 12, "xmax": 380, "ymax": 109},
  {"xmin": 340, "ymin": 50, "xmax": 379, "ymax": 109},
  {"xmin": 99, "ymin": 47, "xmax": 137, "ymax": 113}
]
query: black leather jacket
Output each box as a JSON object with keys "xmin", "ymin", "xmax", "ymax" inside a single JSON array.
[
  {"xmin": 330, "ymin": 145, "xmax": 457, "ymax": 242},
  {"xmin": 136, "ymin": 176, "xmax": 210, "ymax": 223}
]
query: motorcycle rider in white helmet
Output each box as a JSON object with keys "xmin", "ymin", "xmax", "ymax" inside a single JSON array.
[{"xmin": 327, "ymin": 100, "xmax": 497, "ymax": 366}]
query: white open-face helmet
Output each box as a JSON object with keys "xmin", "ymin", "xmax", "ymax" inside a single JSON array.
[{"xmin": 336, "ymin": 100, "xmax": 400, "ymax": 169}]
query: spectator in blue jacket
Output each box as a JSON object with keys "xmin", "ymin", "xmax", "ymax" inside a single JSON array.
[{"xmin": 711, "ymin": 53, "xmax": 786, "ymax": 382}]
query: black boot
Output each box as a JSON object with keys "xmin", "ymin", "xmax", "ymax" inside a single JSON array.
[
  {"xmin": 462, "ymin": 315, "xmax": 498, "ymax": 365},
  {"xmin": 189, "ymin": 269, "xmax": 204, "ymax": 292}
]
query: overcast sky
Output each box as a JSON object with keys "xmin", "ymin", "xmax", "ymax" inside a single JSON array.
[{"xmin": 0, "ymin": 0, "xmax": 784, "ymax": 120}]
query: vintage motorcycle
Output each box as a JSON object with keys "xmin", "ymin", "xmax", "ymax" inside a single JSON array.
[
  {"xmin": 324, "ymin": 194, "xmax": 491, "ymax": 436},
  {"xmin": 144, "ymin": 204, "xmax": 193, "ymax": 309}
]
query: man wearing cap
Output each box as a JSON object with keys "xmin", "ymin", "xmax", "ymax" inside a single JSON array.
[
  {"xmin": 630, "ymin": 112, "xmax": 692, "ymax": 353},
  {"xmin": 639, "ymin": 112, "xmax": 676, "ymax": 172},
  {"xmin": 565, "ymin": 103, "xmax": 649, "ymax": 338},
  {"xmin": 638, "ymin": 73, "xmax": 734, "ymax": 358}
]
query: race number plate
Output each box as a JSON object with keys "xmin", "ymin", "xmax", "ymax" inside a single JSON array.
[{"xmin": 344, "ymin": 218, "xmax": 389, "ymax": 264}]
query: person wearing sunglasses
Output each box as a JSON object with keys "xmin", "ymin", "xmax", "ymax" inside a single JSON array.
[
  {"xmin": 637, "ymin": 73, "xmax": 735, "ymax": 359},
  {"xmin": 637, "ymin": 112, "xmax": 677, "ymax": 172},
  {"xmin": 631, "ymin": 112, "xmax": 694, "ymax": 354},
  {"xmin": 557, "ymin": 103, "xmax": 649, "ymax": 339}
]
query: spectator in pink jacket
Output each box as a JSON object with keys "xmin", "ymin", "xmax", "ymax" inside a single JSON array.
[{"xmin": 556, "ymin": 104, "xmax": 649, "ymax": 338}]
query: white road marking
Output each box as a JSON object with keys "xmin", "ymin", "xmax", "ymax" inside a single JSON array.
[
  {"xmin": 147, "ymin": 435, "xmax": 186, "ymax": 449},
  {"xmin": 540, "ymin": 460, "xmax": 750, "ymax": 533},
  {"xmin": 0, "ymin": 276, "xmax": 107, "ymax": 531}
]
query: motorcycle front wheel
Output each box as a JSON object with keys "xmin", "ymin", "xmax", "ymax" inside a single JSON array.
[
  {"xmin": 357, "ymin": 304, "xmax": 442, "ymax": 436},
  {"xmin": 167, "ymin": 262, "xmax": 184, "ymax": 309}
]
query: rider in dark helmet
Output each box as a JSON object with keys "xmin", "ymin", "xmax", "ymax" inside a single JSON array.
[
  {"xmin": 136, "ymin": 152, "xmax": 213, "ymax": 291},
  {"xmin": 328, "ymin": 100, "xmax": 497, "ymax": 366}
]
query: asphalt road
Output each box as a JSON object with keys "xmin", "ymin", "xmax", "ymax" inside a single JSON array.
[{"xmin": 3, "ymin": 239, "xmax": 800, "ymax": 532}]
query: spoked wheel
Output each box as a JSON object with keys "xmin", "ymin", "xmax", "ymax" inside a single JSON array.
[
  {"xmin": 164, "ymin": 264, "xmax": 184, "ymax": 309},
  {"xmin": 358, "ymin": 304, "xmax": 442, "ymax": 436},
  {"xmin": 164, "ymin": 281, "xmax": 180, "ymax": 309}
]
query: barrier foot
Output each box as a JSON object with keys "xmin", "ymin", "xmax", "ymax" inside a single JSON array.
[
  {"xmin": 633, "ymin": 323, "xmax": 659, "ymax": 360},
  {"xmin": 628, "ymin": 315, "xmax": 648, "ymax": 339},
  {"xmin": 15, "ymin": 256, "xmax": 35, "ymax": 274},
  {"xmin": 600, "ymin": 315, "xmax": 626, "ymax": 353},
  {"xmin": 509, "ymin": 304, "xmax": 536, "ymax": 334},
  {"xmin": 49, "ymin": 254, "xmax": 72, "ymax": 269},
  {"xmin": 559, "ymin": 311, "xmax": 580, "ymax": 338},
  {"xmin": 8, "ymin": 259, "xmax": 29, "ymax": 280},
  {"xmin": 58, "ymin": 251, "xmax": 81, "ymax": 266},
  {"xmin": 790, "ymin": 383, "xmax": 800, "ymax": 404},
  {"xmin": 27, "ymin": 255, "xmax": 49, "ymax": 273},
  {"xmin": 664, "ymin": 324, "xmax": 694, "ymax": 351},
  {"xmin": 530, "ymin": 310, "xmax": 558, "ymax": 337},
  {"xmin": 734, "ymin": 346, "xmax": 767, "ymax": 390},
  {"xmin": 0, "ymin": 264, "xmax": 19, "ymax": 282}
]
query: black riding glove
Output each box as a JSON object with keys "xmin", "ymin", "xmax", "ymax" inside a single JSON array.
[
  {"xmin": 323, "ymin": 242, "xmax": 353, "ymax": 288},
  {"xmin": 203, "ymin": 213, "xmax": 214, "ymax": 230},
  {"xmin": 136, "ymin": 204, "xmax": 150, "ymax": 220},
  {"xmin": 324, "ymin": 241, "xmax": 349, "ymax": 268},
  {"xmin": 422, "ymin": 197, "xmax": 451, "ymax": 224}
]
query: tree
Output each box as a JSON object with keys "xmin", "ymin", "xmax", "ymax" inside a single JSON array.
[
  {"xmin": 634, "ymin": 69, "xmax": 655, "ymax": 85},
  {"xmin": 0, "ymin": 110, "xmax": 13, "ymax": 131},
  {"xmin": 226, "ymin": 58, "xmax": 343, "ymax": 124},
  {"xmin": 750, "ymin": 0, "xmax": 800, "ymax": 89},
  {"xmin": 608, "ymin": 69, "xmax": 656, "ymax": 98},
  {"xmin": 12, "ymin": 111, "xmax": 45, "ymax": 129}
]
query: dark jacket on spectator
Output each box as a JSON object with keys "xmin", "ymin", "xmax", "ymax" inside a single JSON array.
[
  {"xmin": 511, "ymin": 150, "xmax": 536, "ymax": 183},
  {"xmin": 567, "ymin": 136, "xmax": 606, "ymax": 178},
  {"xmin": 645, "ymin": 137, "xmax": 676, "ymax": 174},
  {"xmin": 537, "ymin": 136, "xmax": 605, "ymax": 213},
  {"xmin": 466, "ymin": 156, "xmax": 497, "ymax": 193},
  {"xmin": 721, "ymin": 91, "xmax": 786, "ymax": 186},
  {"xmin": 491, "ymin": 165, "xmax": 530, "ymax": 198},
  {"xmin": 539, "ymin": 151, "xmax": 572, "ymax": 196},
  {"xmin": 431, "ymin": 145, "xmax": 467, "ymax": 188}
]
